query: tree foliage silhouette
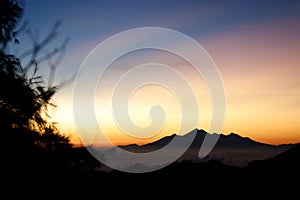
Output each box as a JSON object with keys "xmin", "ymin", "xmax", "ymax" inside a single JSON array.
[
  {"xmin": 1, "ymin": 1, "xmax": 102, "ymax": 182},
  {"xmin": 0, "ymin": 0, "xmax": 71, "ymax": 152}
]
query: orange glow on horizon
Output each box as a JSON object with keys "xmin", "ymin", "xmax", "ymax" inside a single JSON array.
[{"xmin": 51, "ymin": 18, "xmax": 300, "ymax": 147}]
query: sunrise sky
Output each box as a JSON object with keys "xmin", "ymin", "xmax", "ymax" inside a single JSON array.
[{"xmin": 21, "ymin": 0, "xmax": 300, "ymax": 146}]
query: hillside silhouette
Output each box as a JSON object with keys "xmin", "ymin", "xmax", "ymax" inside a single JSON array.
[{"xmin": 245, "ymin": 142, "xmax": 300, "ymax": 177}]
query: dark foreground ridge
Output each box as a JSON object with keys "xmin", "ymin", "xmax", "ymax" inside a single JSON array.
[
  {"xmin": 2, "ymin": 130, "xmax": 300, "ymax": 200},
  {"xmin": 4, "ymin": 130, "xmax": 300, "ymax": 186}
]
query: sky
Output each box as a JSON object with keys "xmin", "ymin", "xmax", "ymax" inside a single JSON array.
[{"xmin": 20, "ymin": 0, "xmax": 300, "ymax": 146}]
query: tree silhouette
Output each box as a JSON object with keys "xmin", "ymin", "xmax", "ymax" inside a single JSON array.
[
  {"xmin": 0, "ymin": 1, "xmax": 86, "ymax": 182},
  {"xmin": 0, "ymin": 0, "xmax": 72, "ymax": 151},
  {"xmin": 1, "ymin": 2, "xmax": 103, "ymax": 184}
]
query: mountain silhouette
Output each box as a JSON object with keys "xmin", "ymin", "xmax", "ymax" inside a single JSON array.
[{"xmin": 119, "ymin": 129, "xmax": 293, "ymax": 167}]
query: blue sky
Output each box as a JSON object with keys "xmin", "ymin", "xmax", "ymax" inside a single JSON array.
[{"xmin": 21, "ymin": 0, "xmax": 300, "ymax": 80}]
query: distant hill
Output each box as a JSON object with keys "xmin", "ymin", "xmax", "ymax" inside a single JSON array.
[
  {"xmin": 119, "ymin": 129, "xmax": 294, "ymax": 167},
  {"xmin": 244, "ymin": 142, "xmax": 300, "ymax": 176}
]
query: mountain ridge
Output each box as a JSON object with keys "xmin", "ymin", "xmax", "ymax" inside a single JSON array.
[
  {"xmin": 120, "ymin": 129, "xmax": 294, "ymax": 148},
  {"xmin": 117, "ymin": 129, "xmax": 294, "ymax": 167}
]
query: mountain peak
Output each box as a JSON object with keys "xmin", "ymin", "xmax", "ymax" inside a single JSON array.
[
  {"xmin": 184, "ymin": 128, "xmax": 208, "ymax": 135},
  {"xmin": 197, "ymin": 129, "xmax": 208, "ymax": 134},
  {"xmin": 228, "ymin": 132, "xmax": 239, "ymax": 136}
]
